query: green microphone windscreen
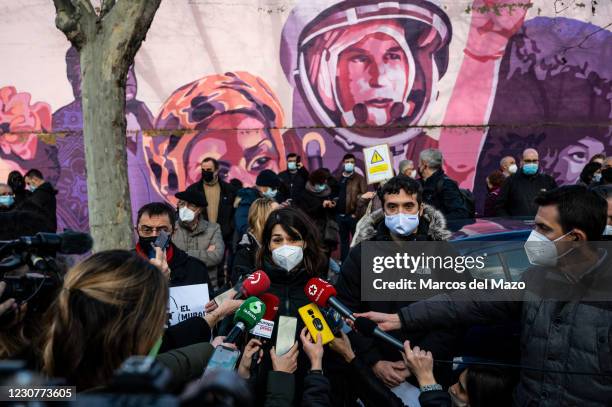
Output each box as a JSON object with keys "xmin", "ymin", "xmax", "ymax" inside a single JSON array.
[{"xmin": 233, "ymin": 296, "xmax": 266, "ymax": 330}]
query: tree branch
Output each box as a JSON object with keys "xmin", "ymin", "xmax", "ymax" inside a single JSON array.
[
  {"xmin": 53, "ymin": 0, "xmax": 83, "ymax": 46},
  {"xmin": 70, "ymin": 0, "xmax": 96, "ymax": 16},
  {"xmin": 101, "ymin": 0, "xmax": 162, "ymax": 69},
  {"xmin": 100, "ymin": 0, "xmax": 115, "ymax": 18}
]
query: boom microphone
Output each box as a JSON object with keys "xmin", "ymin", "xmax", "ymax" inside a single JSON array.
[
  {"xmin": 233, "ymin": 271, "xmax": 271, "ymax": 299},
  {"xmin": 224, "ymin": 297, "xmax": 266, "ymax": 344},
  {"xmin": 0, "ymin": 231, "xmax": 93, "ymax": 255},
  {"xmin": 304, "ymin": 278, "xmax": 355, "ymax": 321},
  {"xmin": 354, "ymin": 317, "xmax": 404, "ymax": 351}
]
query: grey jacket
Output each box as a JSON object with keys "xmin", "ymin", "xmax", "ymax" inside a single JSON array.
[
  {"xmin": 398, "ymin": 255, "xmax": 612, "ymax": 406},
  {"xmin": 173, "ymin": 217, "xmax": 225, "ymax": 267}
]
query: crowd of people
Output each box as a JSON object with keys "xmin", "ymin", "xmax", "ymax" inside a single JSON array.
[{"xmin": 1, "ymin": 146, "xmax": 612, "ymax": 406}]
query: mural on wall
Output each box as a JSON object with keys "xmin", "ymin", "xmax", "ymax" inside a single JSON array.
[
  {"xmin": 52, "ymin": 46, "xmax": 162, "ymax": 231},
  {"xmin": 0, "ymin": 0, "xmax": 610, "ymax": 230},
  {"xmin": 145, "ymin": 72, "xmax": 287, "ymax": 205},
  {"xmin": 0, "ymin": 86, "xmax": 58, "ymax": 186}
]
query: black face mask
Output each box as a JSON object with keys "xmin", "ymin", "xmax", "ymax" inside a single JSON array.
[
  {"xmin": 202, "ymin": 170, "xmax": 215, "ymax": 183},
  {"xmin": 138, "ymin": 235, "xmax": 158, "ymax": 257}
]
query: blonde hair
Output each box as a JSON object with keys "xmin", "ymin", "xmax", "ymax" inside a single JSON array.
[
  {"xmin": 248, "ymin": 197, "xmax": 278, "ymax": 243},
  {"xmin": 42, "ymin": 250, "xmax": 168, "ymax": 390}
]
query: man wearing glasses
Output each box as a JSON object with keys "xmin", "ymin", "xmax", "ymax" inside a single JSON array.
[
  {"xmin": 495, "ymin": 148, "xmax": 558, "ymax": 217},
  {"xmin": 135, "ymin": 202, "xmax": 211, "ymax": 294}
]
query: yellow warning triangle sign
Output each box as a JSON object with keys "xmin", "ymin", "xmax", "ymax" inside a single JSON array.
[{"xmin": 371, "ymin": 150, "xmax": 384, "ymax": 164}]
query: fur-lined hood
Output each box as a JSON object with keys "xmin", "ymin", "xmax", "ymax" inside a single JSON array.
[{"xmin": 352, "ymin": 204, "xmax": 451, "ymax": 246}]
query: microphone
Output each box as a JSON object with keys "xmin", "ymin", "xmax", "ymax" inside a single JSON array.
[
  {"xmin": 224, "ymin": 297, "xmax": 266, "ymax": 344},
  {"xmin": 0, "ymin": 231, "xmax": 93, "ymax": 255},
  {"xmin": 233, "ymin": 271, "xmax": 271, "ymax": 299},
  {"xmin": 304, "ymin": 278, "xmax": 355, "ymax": 321},
  {"xmin": 354, "ymin": 317, "xmax": 404, "ymax": 352},
  {"xmin": 249, "ymin": 293, "xmax": 280, "ymax": 341}
]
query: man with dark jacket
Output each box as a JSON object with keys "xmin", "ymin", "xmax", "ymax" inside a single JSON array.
[
  {"xmin": 357, "ymin": 185, "xmax": 612, "ymax": 407},
  {"xmin": 134, "ymin": 202, "xmax": 211, "ymax": 295},
  {"xmin": 187, "ymin": 157, "xmax": 237, "ymax": 286},
  {"xmin": 24, "ymin": 169, "xmax": 57, "ymax": 231},
  {"xmin": 418, "ymin": 149, "xmax": 469, "ymax": 220},
  {"xmin": 335, "ymin": 153, "xmax": 367, "ymax": 262},
  {"xmin": 335, "ymin": 176, "xmax": 460, "ymax": 391},
  {"xmin": 234, "ymin": 169, "xmax": 283, "ymax": 239},
  {"xmin": 495, "ymin": 148, "xmax": 557, "ymax": 217},
  {"xmin": 279, "ymin": 153, "xmax": 309, "ymax": 202}
]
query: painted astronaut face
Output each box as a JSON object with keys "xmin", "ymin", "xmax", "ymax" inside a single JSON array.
[{"xmin": 336, "ymin": 32, "xmax": 410, "ymax": 126}]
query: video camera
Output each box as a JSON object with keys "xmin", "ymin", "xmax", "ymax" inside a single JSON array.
[{"xmin": 0, "ymin": 231, "xmax": 92, "ymax": 326}]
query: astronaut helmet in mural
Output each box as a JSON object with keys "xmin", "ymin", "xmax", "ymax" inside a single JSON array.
[{"xmin": 281, "ymin": 0, "xmax": 451, "ymax": 152}]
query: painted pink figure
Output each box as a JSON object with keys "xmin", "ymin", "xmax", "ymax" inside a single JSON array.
[
  {"xmin": 281, "ymin": 0, "xmax": 528, "ymax": 177},
  {"xmin": 147, "ymin": 72, "xmax": 286, "ymax": 205},
  {"xmin": 0, "ymin": 86, "xmax": 58, "ymax": 185},
  {"xmin": 438, "ymin": 0, "xmax": 530, "ymax": 188},
  {"xmin": 281, "ymin": 0, "xmax": 451, "ymax": 171}
]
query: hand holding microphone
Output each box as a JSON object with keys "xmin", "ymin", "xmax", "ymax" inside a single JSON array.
[
  {"xmin": 237, "ymin": 338, "xmax": 263, "ymax": 379},
  {"xmin": 206, "ymin": 270, "xmax": 270, "ymax": 312},
  {"xmin": 234, "ymin": 271, "xmax": 271, "ymax": 299},
  {"xmin": 304, "ymin": 278, "xmax": 355, "ymax": 321},
  {"xmin": 224, "ymin": 296, "xmax": 267, "ymax": 344}
]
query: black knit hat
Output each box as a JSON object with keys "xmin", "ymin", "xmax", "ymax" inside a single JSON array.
[
  {"xmin": 256, "ymin": 170, "xmax": 281, "ymax": 188},
  {"xmin": 175, "ymin": 190, "xmax": 207, "ymax": 208}
]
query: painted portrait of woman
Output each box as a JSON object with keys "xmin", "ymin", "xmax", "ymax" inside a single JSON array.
[
  {"xmin": 0, "ymin": 86, "xmax": 58, "ymax": 185},
  {"xmin": 145, "ymin": 72, "xmax": 287, "ymax": 204}
]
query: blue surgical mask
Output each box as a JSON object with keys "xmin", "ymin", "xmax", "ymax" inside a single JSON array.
[
  {"xmin": 604, "ymin": 225, "xmax": 612, "ymax": 236},
  {"xmin": 287, "ymin": 162, "xmax": 297, "ymax": 171},
  {"xmin": 344, "ymin": 163, "xmax": 355, "ymax": 173},
  {"xmin": 522, "ymin": 163, "xmax": 538, "ymax": 175},
  {"xmin": 0, "ymin": 195, "xmax": 14, "ymax": 207},
  {"xmin": 263, "ymin": 188, "xmax": 278, "ymax": 199},
  {"xmin": 384, "ymin": 213, "xmax": 420, "ymax": 236},
  {"xmin": 26, "ymin": 184, "xmax": 37, "ymax": 192},
  {"xmin": 314, "ymin": 184, "xmax": 326, "ymax": 192},
  {"xmin": 593, "ymin": 173, "xmax": 602, "ymax": 183}
]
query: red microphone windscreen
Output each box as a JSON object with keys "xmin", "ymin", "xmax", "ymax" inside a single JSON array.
[
  {"xmin": 260, "ymin": 293, "xmax": 280, "ymax": 321},
  {"xmin": 242, "ymin": 270, "xmax": 271, "ymax": 297},
  {"xmin": 304, "ymin": 278, "xmax": 337, "ymax": 308}
]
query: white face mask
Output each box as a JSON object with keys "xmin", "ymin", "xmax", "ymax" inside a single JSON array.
[
  {"xmin": 524, "ymin": 229, "xmax": 574, "ymax": 267},
  {"xmin": 508, "ymin": 164, "xmax": 518, "ymax": 174},
  {"xmin": 179, "ymin": 207, "xmax": 196, "ymax": 223},
  {"xmin": 604, "ymin": 225, "xmax": 612, "ymax": 236},
  {"xmin": 272, "ymin": 245, "xmax": 304, "ymax": 272},
  {"xmin": 384, "ymin": 213, "xmax": 420, "ymax": 236}
]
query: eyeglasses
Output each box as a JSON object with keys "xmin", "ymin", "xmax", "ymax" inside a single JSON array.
[
  {"xmin": 524, "ymin": 159, "xmax": 539, "ymax": 164},
  {"xmin": 137, "ymin": 225, "xmax": 171, "ymax": 236}
]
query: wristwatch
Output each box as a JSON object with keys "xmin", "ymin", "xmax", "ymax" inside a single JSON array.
[
  {"xmin": 308, "ymin": 369, "xmax": 324, "ymax": 375},
  {"xmin": 420, "ymin": 383, "xmax": 443, "ymax": 392}
]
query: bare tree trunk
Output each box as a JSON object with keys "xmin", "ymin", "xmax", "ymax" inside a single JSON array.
[{"xmin": 53, "ymin": 0, "xmax": 161, "ymax": 251}]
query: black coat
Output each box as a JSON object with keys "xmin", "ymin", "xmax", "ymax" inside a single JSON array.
[
  {"xmin": 279, "ymin": 167, "xmax": 308, "ymax": 201},
  {"xmin": 230, "ymin": 232, "xmax": 259, "ymax": 285},
  {"xmin": 398, "ymin": 253, "xmax": 612, "ymax": 407},
  {"xmin": 24, "ymin": 182, "xmax": 57, "ymax": 231},
  {"xmin": 252, "ymin": 261, "xmax": 324, "ymax": 406},
  {"xmin": 186, "ymin": 179, "xmax": 237, "ymax": 242},
  {"xmin": 495, "ymin": 170, "xmax": 557, "ymax": 217},
  {"xmin": 335, "ymin": 206, "xmax": 461, "ymax": 386},
  {"xmin": 168, "ymin": 244, "xmax": 212, "ymax": 295},
  {"xmin": 421, "ymin": 170, "xmax": 469, "ymax": 220}
]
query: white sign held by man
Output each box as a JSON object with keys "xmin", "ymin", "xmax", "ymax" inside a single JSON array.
[{"xmin": 167, "ymin": 284, "xmax": 209, "ymax": 326}]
